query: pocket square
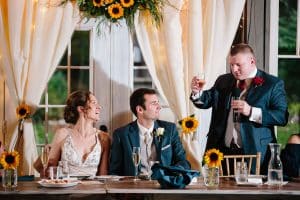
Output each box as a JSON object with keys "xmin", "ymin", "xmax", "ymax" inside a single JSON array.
[
  {"xmin": 161, "ymin": 144, "xmax": 171, "ymax": 151},
  {"xmin": 151, "ymin": 163, "xmax": 200, "ymax": 189}
]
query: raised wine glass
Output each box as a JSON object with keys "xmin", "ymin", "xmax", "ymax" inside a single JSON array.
[
  {"xmin": 40, "ymin": 146, "xmax": 49, "ymax": 179},
  {"xmin": 197, "ymin": 72, "xmax": 206, "ymax": 89},
  {"xmin": 132, "ymin": 147, "xmax": 141, "ymax": 181}
]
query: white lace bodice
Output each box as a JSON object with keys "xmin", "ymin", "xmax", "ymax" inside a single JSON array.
[{"xmin": 60, "ymin": 132, "xmax": 101, "ymax": 176}]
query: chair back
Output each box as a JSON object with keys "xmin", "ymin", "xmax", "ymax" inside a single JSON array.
[{"xmin": 220, "ymin": 152, "xmax": 261, "ymax": 177}]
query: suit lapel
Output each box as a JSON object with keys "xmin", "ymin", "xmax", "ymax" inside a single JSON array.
[
  {"xmin": 226, "ymin": 77, "xmax": 237, "ymax": 110},
  {"xmin": 246, "ymin": 70, "xmax": 264, "ymax": 102},
  {"xmin": 128, "ymin": 121, "xmax": 140, "ymax": 149}
]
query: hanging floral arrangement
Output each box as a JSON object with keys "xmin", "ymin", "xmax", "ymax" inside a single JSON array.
[
  {"xmin": 16, "ymin": 103, "xmax": 31, "ymax": 120},
  {"xmin": 15, "ymin": 102, "xmax": 31, "ymax": 176},
  {"xmin": 60, "ymin": 0, "xmax": 165, "ymax": 30},
  {"xmin": 16, "ymin": 102, "xmax": 31, "ymax": 131},
  {"xmin": 178, "ymin": 114, "xmax": 199, "ymax": 134}
]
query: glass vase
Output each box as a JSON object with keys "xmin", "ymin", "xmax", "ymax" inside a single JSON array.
[
  {"xmin": 203, "ymin": 165, "xmax": 219, "ymax": 188},
  {"xmin": 268, "ymin": 143, "xmax": 283, "ymax": 186},
  {"xmin": 2, "ymin": 168, "xmax": 18, "ymax": 190}
]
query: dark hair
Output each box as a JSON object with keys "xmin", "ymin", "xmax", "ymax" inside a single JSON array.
[
  {"xmin": 64, "ymin": 90, "xmax": 91, "ymax": 124},
  {"xmin": 230, "ymin": 43, "xmax": 255, "ymax": 57},
  {"xmin": 99, "ymin": 125, "xmax": 108, "ymax": 132},
  {"xmin": 130, "ymin": 88, "xmax": 157, "ymax": 117}
]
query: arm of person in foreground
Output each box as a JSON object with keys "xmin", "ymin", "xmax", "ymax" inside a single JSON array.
[{"xmin": 97, "ymin": 131, "xmax": 111, "ymax": 175}]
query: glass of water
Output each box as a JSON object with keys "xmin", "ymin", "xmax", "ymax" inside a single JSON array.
[
  {"xmin": 235, "ymin": 162, "xmax": 248, "ymax": 183},
  {"xmin": 58, "ymin": 161, "xmax": 69, "ymax": 179}
]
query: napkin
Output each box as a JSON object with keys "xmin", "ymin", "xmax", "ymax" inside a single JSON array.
[{"xmin": 151, "ymin": 163, "xmax": 200, "ymax": 189}]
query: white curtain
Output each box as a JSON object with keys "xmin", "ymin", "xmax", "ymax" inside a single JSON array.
[
  {"xmin": 0, "ymin": 0, "xmax": 78, "ymax": 175},
  {"xmin": 135, "ymin": 0, "xmax": 245, "ymax": 170}
]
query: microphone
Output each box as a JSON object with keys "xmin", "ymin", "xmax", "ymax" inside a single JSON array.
[{"xmin": 232, "ymin": 87, "xmax": 241, "ymax": 123}]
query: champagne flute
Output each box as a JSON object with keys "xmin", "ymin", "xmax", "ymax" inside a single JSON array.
[
  {"xmin": 132, "ymin": 147, "xmax": 141, "ymax": 181},
  {"xmin": 40, "ymin": 146, "xmax": 49, "ymax": 179},
  {"xmin": 197, "ymin": 72, "xmax": 206, "ymax": 88}
]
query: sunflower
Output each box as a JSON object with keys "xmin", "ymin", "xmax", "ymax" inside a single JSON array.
[
  {"xmin": 204, "ymin": 148, "xmax": 224, "ymax": 168},
  {"xmin": 108, "ymin": 3, "xmax": 124, "ymax": 19},
  {"xmin": 0, "ymin": 151, "xmax": 20, "ymax": 170},
  {"xmin": 179, "ymin": 115, "xmax": 199, "ymax": 134},
  {"xmin": 120, "ymin": 0, "xmax": 134, "ymax": 8},
  {"xmin": 16, "ymin": 103, "xmax": 31, "ymax": 120},
  {"xmin": 93, "ymin": 0, "xmax": 105, "ymax": 7}
]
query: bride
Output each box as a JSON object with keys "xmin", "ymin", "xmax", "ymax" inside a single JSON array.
[{"xmin": 47, "ymin": 90, "xmax": 110, "ymax": 176}]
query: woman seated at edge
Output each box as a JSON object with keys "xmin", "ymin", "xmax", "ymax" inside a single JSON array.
[
  {"xmin": 46, "ymin": 90, "xmax": 111, "ymax": 176},
  {"xmin": 280, "ymin": 133, "xmax": 300, "ymax": 178}
]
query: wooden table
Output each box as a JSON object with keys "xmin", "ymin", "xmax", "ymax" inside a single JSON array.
[{"xmin": 0, "ymin": 178, "xmax": 299, "ymax": 200}]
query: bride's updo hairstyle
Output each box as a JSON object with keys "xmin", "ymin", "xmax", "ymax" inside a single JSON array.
[{"xmin": 64, "ymin": 90, "xmax": 91, "ymax": 124}]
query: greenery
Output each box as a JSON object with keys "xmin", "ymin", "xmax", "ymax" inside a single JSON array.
[{"xmin": 61, "ymin": 0, "xmax": 164, "ymax": 30}]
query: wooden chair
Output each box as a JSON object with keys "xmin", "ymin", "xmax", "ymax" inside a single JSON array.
[{"xmin": 220, "ymin": 152, "xmax": 261, "ymax": 177}]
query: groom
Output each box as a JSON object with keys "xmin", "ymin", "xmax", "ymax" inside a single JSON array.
[
  {"xmin": 190, "ymin": 43, "xmax": 289, "ymax": 174},
  {"xmin": 109, "ymin": 88, "xmax": 190, "ymax": 176}
]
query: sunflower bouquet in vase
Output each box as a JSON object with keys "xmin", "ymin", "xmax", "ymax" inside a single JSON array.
[
  {"xmin": 0, "ymin": 150, "xmax": 20, "ymax": 189},
  {"xmin": 203, "ymin": 148, "xmax": 223, "ymax": 188}
]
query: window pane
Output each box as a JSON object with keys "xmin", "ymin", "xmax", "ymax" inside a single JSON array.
[
  {"xmin": 71, "ymin": 31, "xmax": 90, "ymax": 66},
  {"xmin": 48, "ymin": 107, "xmax": 66, "ymax": 144},
  {"xmin": 278, "ymin": 59, "xmax": 300, "ymax": 102},
  {"xmin": 279, "ymin": 0, "xmax": 297, "ymax": 54},
  {"xmin": 32, "ymin": 108, "xmax": 46, "ymax": 145},
  {"xmin": 40, "ymin": 93, "xmax": 45, "ymax": 104},
  {"xmin": 59, "ymin": 48, "xmax": 68, "ymax": 66},
  {"xmin": 70, "ymin": 69, "xmax": 89, "ymax": 92},
  {"xmin": 277, "ymin": 59, "xmax": 300, "ymax": 146},
  {"xmin": 134, "ymin": 68, "xmax": 152, "ymax": 89},
  {"xmin": 48, "ymin": 69, "xmax": 68, "ymax": 105}
]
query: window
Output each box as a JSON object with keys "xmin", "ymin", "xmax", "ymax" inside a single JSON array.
[
  {"xmin": 277, "ymin": 0, "xmax": 300, "ymax": 146},
  {"xmin": 33, "ymin": 30, "xmax": 93, "ymax": 150}
]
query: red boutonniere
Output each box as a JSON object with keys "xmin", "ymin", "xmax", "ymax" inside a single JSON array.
[{"xmin": 253, "ymin": 77, "xmax": 264, "ymax": 87}]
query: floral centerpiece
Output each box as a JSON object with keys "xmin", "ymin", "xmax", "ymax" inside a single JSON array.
[
  {"xmin": 0, "ymin": 150, "xmax": 20, "ymax": 189},
  {"xmin": 61, "ymin": 0, "xmax": 165, "ymax": 30},
  {"xmin": 202, "ymin": 148, "xmax": 223, "ymax": 187}
]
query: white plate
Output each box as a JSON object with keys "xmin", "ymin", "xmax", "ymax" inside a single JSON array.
[
  {"xmin": 69, "ymin": 174, "xmax": 91, "ymax": 180},
  {"xmin": 38, "ymin": 180, "xmax": 79, "ymax": 188}
]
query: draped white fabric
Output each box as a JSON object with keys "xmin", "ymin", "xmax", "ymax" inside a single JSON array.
[
  {"xmin": 0, "ymin": 0, "xmax": 78, "ymax": 175},
  {"xmin": 135, "ymin": 0, "xmax": 245, "ymax": 170}
]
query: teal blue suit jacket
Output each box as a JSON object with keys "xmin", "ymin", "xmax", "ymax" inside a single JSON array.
[
  {"xmin": 190, "ymin": 69, "xmax": 289, "ymax": 174},
  {"xmin": 109, "ymin": 120, "xmax": 190, "ymax": 176}
]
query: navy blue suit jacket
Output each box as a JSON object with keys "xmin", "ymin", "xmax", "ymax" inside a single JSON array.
[
  {"xmin": 109, "ymin": 120, "xmax": 190, "ymax": 176},
  {"xmin": 190, "ymin": 70, "xmax": 289, "ymax": 174}
]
